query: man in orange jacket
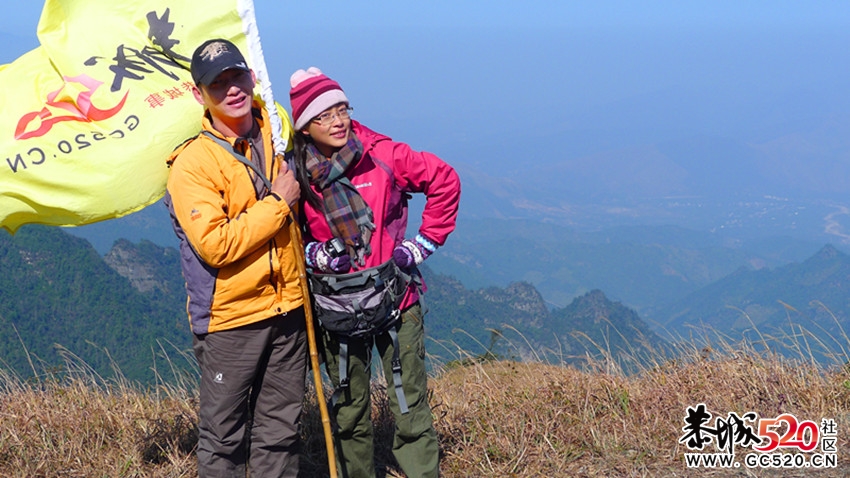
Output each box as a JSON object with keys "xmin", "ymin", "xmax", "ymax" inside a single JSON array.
[{"xmin": 164, "ymin": 39, "xmax": 305, "ymax": 477}]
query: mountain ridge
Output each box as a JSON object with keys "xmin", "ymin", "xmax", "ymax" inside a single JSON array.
[
  {"xmin": 656, "ymin": 243, "xmax": 850, "ymax": 363},
  {"xmin": 6, "ymin": 222, "xmax": 850, "ymax": 382},
  {"xmin": 0, "ymin": 225, "xmax": 666, "ymax": 381}
]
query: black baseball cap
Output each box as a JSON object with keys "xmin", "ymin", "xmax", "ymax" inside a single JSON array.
[{"xmin": 190, "ymin": 39, "xmax": 250, "ymax": 86}]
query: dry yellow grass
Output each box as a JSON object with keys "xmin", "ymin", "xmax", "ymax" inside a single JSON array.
[
  {"xmin": 0, "ymin": 372, "xmax": 197, "ymax": 477},
  {"xmin": 431, "ymin": 354, "xmax": 849, "ymax": 477},
  {"xmin": 0, "ymin": 335, "xmax": 848, "ymax": 477}
]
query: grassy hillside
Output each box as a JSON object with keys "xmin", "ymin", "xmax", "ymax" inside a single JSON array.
[
  {"xmin": 0, "ymin": 333, "xmax": 847, "ymax": 477},
  {"xmin": 0, "ymin": 225, "xmax": 191, "ymax": 383}
]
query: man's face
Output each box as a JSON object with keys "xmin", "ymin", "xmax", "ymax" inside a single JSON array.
[{"xmin": 193, "ymin": 68, "xmax": 256, "ymax": 122}]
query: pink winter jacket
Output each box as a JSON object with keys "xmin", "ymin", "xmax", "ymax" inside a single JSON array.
[{"xmin": 302, "ymin": 120, "xmax": 461, "ymax": 307}]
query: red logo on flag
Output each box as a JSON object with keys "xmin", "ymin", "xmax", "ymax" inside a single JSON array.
[{"xmin": 15, "ymin": 74, "xmax": 128, "ymax": 140}]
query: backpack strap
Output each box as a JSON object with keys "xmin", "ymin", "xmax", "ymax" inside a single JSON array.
[
  {"xmin": 329, "ymin": 316, "xmax": 409, "ymax": 415},
  {"xmin": 387, "ymin": 319, "xmax": 409, "ymax": 414},
  {"xmin": 370, "ymin": 155, "xmax": 395, "ymax": 186},
  {"xmin": 329, "ymin": 335, "xmax": 376, "ymax": 411},
  {"xmin": 383, "ymin": 265, "xmax": 417, "ymax": 415},
  {"xmin": 321, "ymin": 267, "xmax": 382, "ymax": 291},
  {"xmin": 407, "ymin": 267, "xmax": 427, "ymax": 316},
  {"xmin": 331, "ymin": 337, "xmax": 350, "ymax": 411},
  {"xmin": 201, "ymin": 131, "xmax": 274, "ymax": 192}
]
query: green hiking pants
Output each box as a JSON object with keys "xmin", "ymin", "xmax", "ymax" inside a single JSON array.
[{"xmin": 319, "ymin": 303, "xmax": 439, "ymax": 478}]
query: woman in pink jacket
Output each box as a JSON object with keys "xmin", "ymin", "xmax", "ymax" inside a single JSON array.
[{"xmin": 289, "ymin": 67, "xmax": 460, "ymax": 478}]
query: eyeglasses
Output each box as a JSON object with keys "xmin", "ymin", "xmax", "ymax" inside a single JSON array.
[{"xmin": 312, "ymin": 106, "xmax": 353, "ymax": 126}]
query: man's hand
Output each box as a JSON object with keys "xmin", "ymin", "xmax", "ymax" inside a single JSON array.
[{"xmin": 271, "ymin": 162, "xmax": 300, "ymax": 207}]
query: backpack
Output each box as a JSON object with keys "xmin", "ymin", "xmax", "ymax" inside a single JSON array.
[{"xmin": 308, "ymin": 258, "xmax": 421, "ymax": 414}]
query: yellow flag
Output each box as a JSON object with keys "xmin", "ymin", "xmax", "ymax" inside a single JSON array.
[{"xmin": 0, "ymin": 0, "xmax": 288, "ymax": 234}]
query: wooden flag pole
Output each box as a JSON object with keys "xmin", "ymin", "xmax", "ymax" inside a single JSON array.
[{"xmin": 289, "ymin": 216, "xmax": 338, "ymax": 477}]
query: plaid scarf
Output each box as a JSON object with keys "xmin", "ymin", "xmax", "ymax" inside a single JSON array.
[{"xmin": 304, "ymin": 136, "xmax": 375, "ymax": 267}]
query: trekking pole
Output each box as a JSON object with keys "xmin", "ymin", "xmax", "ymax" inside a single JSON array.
[{"xmin": 290, "ymin": 216, "xmax": 338, "ymax": 478}]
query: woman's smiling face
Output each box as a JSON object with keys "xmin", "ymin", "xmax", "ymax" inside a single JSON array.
[{"xmin": 302, "ymin": 102, "xmax": 352, "ymax": 157}]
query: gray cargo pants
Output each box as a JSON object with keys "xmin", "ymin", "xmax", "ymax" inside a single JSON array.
[{"xmin": 193, "ymin": 308, "xmax": 308, "ymax": 478}]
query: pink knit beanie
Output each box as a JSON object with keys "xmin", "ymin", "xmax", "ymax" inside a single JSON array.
[{"xmin": 289, "ymin": 67, "xmax": 349, "ymax": 130}]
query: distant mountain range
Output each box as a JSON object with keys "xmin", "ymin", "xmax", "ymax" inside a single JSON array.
[
  {"xmin": 428, "ymin": 217, "xmax": 826, "ymax": 313},
  {"xmin": 430, "ymin": 217, "xmax": 850, "ymax": 364},
  {"xmin": 68, "ymin": 206, "xmax": 838, "ymax": 313},
  {"xmin": 0, "ymin": 225, "xmax": 670, "ymax": 382},
  {"xmin": 656, "ymin": 244, "xmax": 850, "ymax": 364},
  {"xmin": 6, "ymin": 212, "xmax": 850, "ymax": 383}
]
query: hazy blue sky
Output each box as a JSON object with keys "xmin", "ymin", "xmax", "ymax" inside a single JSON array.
[
  {"xmin": 4, "ymin": 1, "xmax": 849, "ymax": 149},
  {"xmin": 4, "ymin": 1, "xmax": 850, "ymax": 37},
  {"xmin": 4, "ymin": 1, "xmax": 850, "ymax": 247}
]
